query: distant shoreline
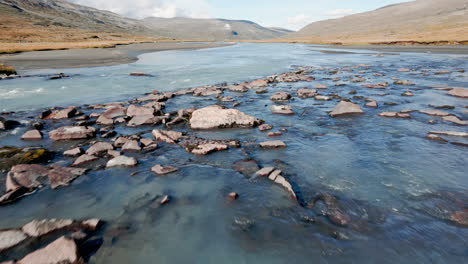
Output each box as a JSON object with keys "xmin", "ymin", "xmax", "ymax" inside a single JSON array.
[
  {"xmin": 312, "ymin": 44, "xmax": 468, "ymax": 55},
  {"xmin": 0, "ymin": 42, "xmax": 234, "ymax": 70}
]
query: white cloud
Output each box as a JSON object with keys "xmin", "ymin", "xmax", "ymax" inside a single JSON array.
[
  {"xmin": 324, "ymin": 9, "xmax": 356, "ymax": 17},
  {"xmin": 286, "ymin": 14, "xmax": 315, "ymax": 30},
  {"xmin": 68, "ymin": 0, "xmax": 215, "ymax": 19}
]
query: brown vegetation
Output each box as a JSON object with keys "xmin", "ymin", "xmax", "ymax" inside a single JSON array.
[{"xmin": 0, "ymin": 64, "xmax": 17, "ymax": 75}]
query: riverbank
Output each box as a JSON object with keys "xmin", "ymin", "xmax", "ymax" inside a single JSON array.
[
  {"xmin": 312, "ymin": 44, "xmax": 468, "ymax": 55},
  {"xmin": 0, "ymin": 42, "xmax": 234, "ymax": 70}
]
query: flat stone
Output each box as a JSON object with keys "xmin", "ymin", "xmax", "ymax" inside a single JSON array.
[
  {"xmin": 190, "ymin": 105, "xmax": 261, "ymax": 129},
  {"xmin": 443, "ymin": 116, "xmax": 467, "ymax": 125},
  {"xmin": 259, "ymin": 140, "xmax": 287, "ymax": 149},
  {"xmin": 365, "ymin": 100, "xmax": 378, "ymax": 108},
  {"xmin": 191, "ymin": 143, "xmax": 228, "ymax": 155},
  {"xmin": 96, "ymin": 115, "xmax": 114, "ymax": 125},
  {"xmin": 268, "ymin": 170, "xmax": 282, "ymax": 181},
  {"xmin": 86, "ymin": 142, "xmax": 113, "ymax": 156},
  {"xmin": 114, "ymin": 137, "xmax": 130, "ymax": 147},
  {"xmin": 102, "ymin": 105, "xmax": 126, "ymax": 118},
  {"xmin": 271, "ymin": 105, "xmax": 294, "ymax": 115},
  {"xmin": 18, "ymin": 236, "xmax": 80, "ymax": 264},
  {"xmin": 6, "ymin": 164, "xmax": 49, "ymax": 192},
  {"xmin": 63, "ymin": 147, "xmax": 83, "ymax": 157},
  {"xmin": 401, "ymin": 91, "xmax": 413, "ymax": 96},
  {"xmin": 43, "ymin": 107, "xmax": 77, "ymax": 120},
  {"xmin": 249, "ymin": 79, "xmax": 268, "ymax": 88},
  {"xmin": 151, "ymin": 165, "xmax": 178, "ymax": 175},
  {"xmin": 193, "ymin": 86, "xmax": 223, "ymax": 96},
  {"xmin": 22, "ymin": 219, "xmax": 74, "ymax": 237},
  {"xmin": 447, "ymin": 88, "xmax": 468, "ymax": 98},
  {"xmin": 314, "ymin": 95, "xmax": 331, "ymax": 101},
  {"xmin": 330, "ymin": 101, "xmax": 364, "ymax": 117},
  {"xmin": 0, "ymin": 229, "xmax": 27, "ymax": 252},
  {"xmin": 314, "ymin": 84, "xmax": 328, "ymax": 89},
  {"xmin": 21, "ymin": 130, "xmax": 42, "ymax": 140},
  {"xmin": 378, "ymin": 112, "xmax": 411, "ymax": 118},
  {"xmin": 394, "ymin": 80, "xmax": 415, "ymax": 85},
  {"xmin": 49, "ymin": 126, "xmax": 96, "ymax": 141},
  {"xmin": 106, "ymin": 156, "xmax": 137, "ymax": 168},
  {"xmin": 121, "ymin": 140, "xmax": 141, "ymax": 152},
  {"xmin": 127, "ymin": 115, "xmax": 162, "ymax": 127},
  {"xmin": 152, "ymin": 129, "xmax": 183, "ymax": 144},
  {"xmin": 274, "ymin": 175, "xmax": 297, "ymax": 199},
  {"xmin": 429, "ymin": 131, "xmax": 468, "ymax": 137},
  {"xmin": 227, "ymin": 84, "xmax": 249, "ymax": 92},
  {"xmin": 419, "ymin": 110, "xmax": 451, "ymax": 116},
  {"xmin": 72, "ymin": 154, "xmax": 98, "ymax": 167},
  {"xmin": 48, "ymin": 166, "xmax": 87, "ymax": 189},
  {"xmin": 127, "ymin": 105, "xmax": 155, "ymax": 117}
]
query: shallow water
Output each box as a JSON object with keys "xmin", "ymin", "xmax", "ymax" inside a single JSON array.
[{"xmin": 0, "ymin": 43, "xmax": 467, "ymax": 263}]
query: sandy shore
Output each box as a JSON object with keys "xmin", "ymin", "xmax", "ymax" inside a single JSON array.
[
  {"xmin": 0, "ymin": 42, "xmax": 233, "ymax": 70},
  {"xmin": 312, "ymin": 44, "xmax": 468, "ymax": 55}
]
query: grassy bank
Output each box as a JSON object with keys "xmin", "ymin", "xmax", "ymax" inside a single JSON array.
[{"xmin": 0, "ymin": 64, "xmax": 17, "ymax": 75}]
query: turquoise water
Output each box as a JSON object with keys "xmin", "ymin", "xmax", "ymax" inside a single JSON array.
[{"xmin": 0, "ymin": 43, "xmax": 467, "ymax": 263}]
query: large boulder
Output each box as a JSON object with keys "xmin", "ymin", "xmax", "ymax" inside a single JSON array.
[
  {"xmin": 190, "ymin": 105, "xmax": 261, "ymax": 130},
  {"xmin": 18, "ymin": 236, "xmax": 81, "ymax": 264},
  {"xmin": 49, "ymin": 126, "xmax": 96, "ymax": 141},
  {"xmin": 330, "ymin": 101, "xmax": 364, "ymax": 117},
  {"xmin": 447, "ymin": 88, "xmax": 468, "ymax": 98}
]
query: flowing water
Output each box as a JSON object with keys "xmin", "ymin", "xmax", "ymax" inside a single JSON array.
[{"xmin": 0, "ymin": 43, "xmax": 467, "ymax": 263}]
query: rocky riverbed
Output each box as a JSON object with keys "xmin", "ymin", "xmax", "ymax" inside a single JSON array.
[{"xmin": 0, "ymin": 44, "xmax": 467, "ymax": 263}]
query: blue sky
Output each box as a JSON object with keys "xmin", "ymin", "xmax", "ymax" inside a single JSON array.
[{"xmin": 69, "ymin": 0, "xmax": 411, "ymax": 30}]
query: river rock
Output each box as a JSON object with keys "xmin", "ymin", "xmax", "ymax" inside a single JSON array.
[
  {"xmin": 297, "ymin": 88, "xmax": 316, "ymax": 98},
  {"xmin": 249, "ymin": 79, "xmax": 268, "ymax": 88},
  {"xmin": 151, "ymin": 165, "xmax": 178, "ymax": 175},
  {"xmin": 21, "ymin": 130, "xmax": 43, "ymax": 140},
  {"xmin": 49, "ymin": 126, "xmax": 96, "ymax": 141},
  {"xmin": 22, "ymin": 219, "xmax": 73, "ymax": 237},
  {"xmin": 48, "ymin": 166, "xmax": 87, "ymax": 189},
  {"xmin": 255, "ymin": 167, "xmax": 275, "ymax": 177},
  {"xmin": 314, "ymin": 84, "xmax": 327, "ymax": 89},
  {"xmin": 6, "ymin": 164, "xmax": 49, "ymax": 192},
  {"xmin": 271, "ymin": 105, "xmax": 294, "ymax": 115},
  {"xmin": 365, "ymin": 100, "xmax": 378, "ymax": 108},
  {"xmin": 152, "ymin": 129, "xmax": 183, "ymax": 144},
  {"xmin": 429, "ymin": 131, "xmax": 468, "ymax": 137},
  {"xmin": 379, "ymin": 112, "xmax": 411, "ymax": 118},
  {"xmin": 191, "ymin": 143, "xmax": 228, "ymax": 155},
  {"xmin": 271, "ymin": 92, "xmax": 292, "ymax": 101},
  {"xmin": 193, "ymin": 86, "xmax": 223, "ymax": 96},
  {"xmin": 43, "ymin": 107, "xmax": 77, "ymax": 120},
  {"xmin": 314, "ymin": 95, "xmax": 331, "ymax": 101},
  {"xmin": 259, "ymin": 124, "xmax": 273, "ymax": 131},
  {"xmin": 394, "ymin": 80, "xmax": 415, "ymax": 85},
  {"xmin": 106, "ymin": 156, "xmax": 137, "ymax": 168},
  {"xmin": 72, "ymin": 154, "xmax": 98, "ymax": 167},
  {"xmin": 447, "ymin": 88, "xmax": 468, "ymax": 98},
  {"xmin": 419, "ymin": 110, "xmax": 451, "ymax": 116},
  {"xmin": 190, "ymin": 105, "xmax": 261, "ymax": 129},
  {"xmin": 127, "ymin": 105, "xmax": 155, "ymax": 117},
  {"xmin": 127, "ymin": 115, "xmax": 163, "ymax": 127},
  {"xmin": 86, "ymin": 142, "xmax": 113, "ymax": 156},
  {"xmin": 259, "ymin": 140, "xmax": 287, "ymax": 149},
  {"xmin": 442, "ymin": 116, "xmax": 467, "ymax": 125},
  {"xmin": 122, "ymin": 140, "xmax": 141, "ymax": 152},
  {"xmin": 227, "ymin": 84, "xmax": 249, "ymax": 92},
  {"xmin": 233, "ymin": 160, "xmax": 260, "ymax": 176},
  {"xmin": 96, "ymin": 115, "xmax": 113, "ymax": 125},
  {"xmin": 0, "ymin": 229, "xmax": 27, "ymax": 252},
  {"xmin": 18, "ymin": 236, "xmax": 81, "ymax": 264},
  {"xmin": 102, "ymin": 105, "xmax": 126, "ymax": 118},
  {"xmin": 274, "ymin": 175, "xmax": 297, "ymax": 199},
  {"xmin": 63, "ymin": 147, "xmax": 83, "ymax": 157},
  {"xmin": 401, "ymin": 91, "xmax": 413, "ymax": 96},
  {"xmin": 330, "ymin": 101, "xmax": 364, "ymax": 117}
]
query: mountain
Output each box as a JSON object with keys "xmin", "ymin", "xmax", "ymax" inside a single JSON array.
[
  {"xmin": 141, "ymin": 17, "xmax": 289, "ymax": 40},
  {"xmin": 0, "ymin": 0, "xmax": 289, "ymax": 43},
  {"xmin": 287, "ymin": 0, "xmax": 468, "ymax": 44}
]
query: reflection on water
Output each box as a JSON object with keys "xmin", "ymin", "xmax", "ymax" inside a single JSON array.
[{"xmin": 0, "ymin": 43, "xmax": 467, "ymax": 263}]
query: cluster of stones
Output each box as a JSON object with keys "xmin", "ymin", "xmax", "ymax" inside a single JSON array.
[{"xmin": 0, "ymin": 218, "xmax": 102, "ymax": 263}]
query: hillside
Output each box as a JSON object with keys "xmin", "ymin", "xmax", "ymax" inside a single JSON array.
[
  {"xmin": 286, "ymin": 0, "xmax": 468, "ymax": 44},
  {"xmin": 142, "ymin": 17, "xmax": 289, "ymax": 41}
]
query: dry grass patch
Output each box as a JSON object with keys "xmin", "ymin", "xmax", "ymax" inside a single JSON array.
[{"xmin": 0, "ymin": 64, "xmax": 17, "ymax": 75}]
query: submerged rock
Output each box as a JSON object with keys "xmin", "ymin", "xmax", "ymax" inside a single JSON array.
[
  {"xmin": 314, "ymin": 84, "xmax": 327, "ymax": 89},
  {"xmin": 330, "ymin": 101, "xmax": 364, "ymax": 117},
  {"xmin": 419, "ymin": 110, "xmax": 451, "ymax": 116},
  {"xmin": 190, "ymin": 105, "xmax": 261, "ymax": 130},
  {"xmin": 49, "ymin": 126, "xmax": 96, "ymax": 141},
  {"xmin": 258, "ymin": 124, "xmax": 273, "ymax": 131},
  {"xmin": 365, "ymin": 100, "xmax": 378, "ymax": 108},
  {"xmin": 48, "ymin": 166, "xmax": 87, "ymax": 189},
  {"xmin": 233, "ymin": 160, "xmax": 260, "ymax": 177},
  {"xmin": 151, "ymin": 165, "xmax": 178, "ymax": 175},
  {"xmin": 193, "ymin": 86, "xmax": 223, "ymax": 96},
  {"xmin": 378, "ymin": 112, "xmax": 411, "ymax": 118},
  {"xmin": 429, "ymin": 131, "xmax": 468, "ymax": 137},
  {"xmin": 442, "ymin": 116, "xmax": 467, "ymax": 125},
  {"xmin": 271, "ymin": 92, "xmax": 292, "ymax": 101},
  {"xmin": 6, "ymin": 164, "xmax": 49, "ymax": 192}
]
